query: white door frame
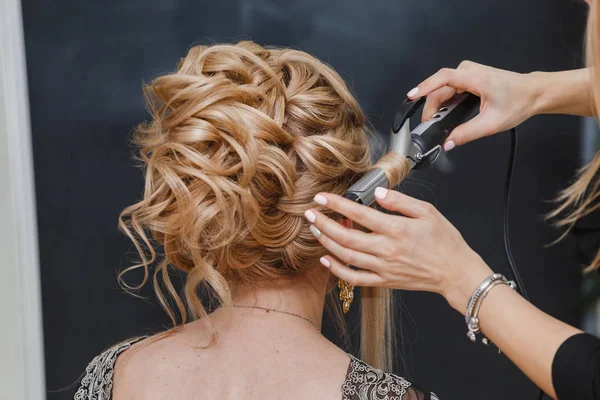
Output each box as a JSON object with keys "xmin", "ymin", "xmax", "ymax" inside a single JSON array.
[{"xmin": 0, "ymin": 0, "xmax": 46, "ymax": 399}]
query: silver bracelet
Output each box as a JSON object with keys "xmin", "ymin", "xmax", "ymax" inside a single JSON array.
[
  {"xmin": 465, "ymin": 273, "xmax": 516, "ymax": 345},
  {"xmin": 465, "ymin": 273, "xmax": 503, "ymax": 326}
]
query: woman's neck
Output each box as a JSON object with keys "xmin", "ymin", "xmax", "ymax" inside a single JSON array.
[{"xmin": 231, "ymin": 269, "xmax": 330, "ymax": 331}]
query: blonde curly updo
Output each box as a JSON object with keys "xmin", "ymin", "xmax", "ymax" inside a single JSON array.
[{"xmin": 120, "ymin": 41, "xmax": 402, "ymax": 370}]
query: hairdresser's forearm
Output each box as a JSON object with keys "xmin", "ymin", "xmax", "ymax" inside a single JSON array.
[
  {"xmin": 448, "ymin": 270, "xmax": 582, "ymax": 399},
  {"xmin": 531, "ymin": 68, "xmax": 595, "ymax": 117}
]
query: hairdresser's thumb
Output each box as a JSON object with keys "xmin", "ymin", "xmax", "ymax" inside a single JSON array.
[{"xmin": 444, "ymin": 115, "xmax": 493, "ymax": 150}]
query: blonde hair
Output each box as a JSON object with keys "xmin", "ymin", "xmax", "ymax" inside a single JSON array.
[
  {"xmin": 118, "ymin": 41, "xmax": 409, "ymax": 370},
  {"xmin": 549, "ymin": 3, "xmax": 600, "ymax": 271}
]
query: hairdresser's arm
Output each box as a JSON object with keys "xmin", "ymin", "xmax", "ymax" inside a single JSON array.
[
  {"xmin": 448, "ymin": 267, "xmax": 581, "ymax": 400},
  {"xmin": 306, "ymin": 190, "xmax": 587, "ymax": 399},
  {"xmin": 532, "ymin": 69, "xmax": 595, "ymax": 116},
  {"xmin": 410, "ymin": 63, "xmax": 594, "ymax": 149}
]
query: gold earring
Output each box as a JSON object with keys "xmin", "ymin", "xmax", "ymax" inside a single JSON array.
[{"xmin": 338, "ymin": 278, "xmax": 354, "ymax": 314}]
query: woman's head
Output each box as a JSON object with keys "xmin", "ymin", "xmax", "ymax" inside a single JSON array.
[{"xmin": 119, "ymin": 41, "xmax": 372, "ymax": 321}]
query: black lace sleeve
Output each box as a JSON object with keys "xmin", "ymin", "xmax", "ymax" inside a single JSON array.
[
  {"xmin": 400, "ymin": 386, "xmax": 439, "ymax": 400},
  {"xmin": 342, "ymin": 354, "xmax": 439, "ymax": 400},
  {"xmin": 73, "ymin": 337, "xmax": 146, "ymax": 400}
]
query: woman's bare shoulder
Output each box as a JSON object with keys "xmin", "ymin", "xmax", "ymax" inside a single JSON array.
[
  {"xmin": 74, "ymin": 329, "xmax": 199, "ymax": 400},
  {"xmin": 111, "ymin": 330, "xmax": 200, "ymax": 399}
]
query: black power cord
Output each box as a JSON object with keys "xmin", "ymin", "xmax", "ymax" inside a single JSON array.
[
  {"xmin": 503, "ymin": 127, "xmax": 545, "ymax": 400},
  {"xmin": 504, "ymin": 128, "xmax": 529, "ymax": 299}
]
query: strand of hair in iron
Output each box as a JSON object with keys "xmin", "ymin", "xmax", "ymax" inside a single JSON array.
[{"xmin": 372, "ymin": 152, "xmax": 411, "ymax": 188}]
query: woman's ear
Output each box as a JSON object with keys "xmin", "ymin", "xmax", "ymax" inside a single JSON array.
[
  {"xmin": 326, "ymin": 271, "xmax": 338, "ymax": 293},
  {"xmin": 325, "ymin": 218, "xmax": 354, "ymax": 293},
  {"xmin": 327, "ymin": 217, "xmax": 354, "ymax": 293}
]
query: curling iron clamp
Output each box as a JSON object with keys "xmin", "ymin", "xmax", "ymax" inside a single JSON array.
[{"xmin": 344, "ymin": 92, "xmax": 481, "ymax": 205}]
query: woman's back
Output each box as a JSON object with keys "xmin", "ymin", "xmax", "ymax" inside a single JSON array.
[
  {"xmin": 77, "ymin": 307, "xmax": 435, "ymax": 400},
  {"xmin": 112, "ymin": 311, "xmax": 350, "ymax": 400}
]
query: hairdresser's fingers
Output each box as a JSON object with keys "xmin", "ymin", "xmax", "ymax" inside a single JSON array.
[
  {"xmin": 305, "ymin": 209, "xmax": 381, "ymax": 254},
  {"xmin": 408, "ymin": 68, "xmax": 477, "ymax": 100},
  {"xmin": 374, "ymin": 188, "xmax": 435, "ymax": 218},
  {"xmin": 320, "ymin": 256, "xmax": 384, "ymax": 287},
  {"xmin": 422, "ymin": 86, "xmax": 457, "ymax": 121},
  {"xmin": 310, "ymin": 225, "xmax": 384, "ymax": 274},
  {"xmin": 445, "ymin": 112, "xmax": 500, "ymax": 148},
  {"xmin": 313, "ymin": 193, "xmax": 399, "ymax": 234}
]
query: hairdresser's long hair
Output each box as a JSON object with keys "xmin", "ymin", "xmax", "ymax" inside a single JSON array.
[
  {"xmin": 549, "ymin": 2, "xmax": 600, "ymax": 271},
  {"xmin": 118, "ymin": 41, "xmax": 408, "ymax": 370}
]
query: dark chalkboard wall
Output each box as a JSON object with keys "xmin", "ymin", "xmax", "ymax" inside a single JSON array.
[{"xmin": 22, "ymin": 1, "xmax": 589, "ymax": 399}]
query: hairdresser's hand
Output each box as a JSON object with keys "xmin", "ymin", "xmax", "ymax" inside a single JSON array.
[
  {"xmin": 408, "ymin": 61, "xmax": 538, "ymax": 150},
  {"xmin": 306, "ymin": 189, "xmax": 493, "ymax": 312}
]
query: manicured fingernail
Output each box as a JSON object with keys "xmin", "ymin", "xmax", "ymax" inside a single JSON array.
[
  {"xmin": 320, "ymin": 257, "xmax": 331, "ymax": 268},
  {"xmin": 407, "ymin": 87, "xmax": 419, "ymax": 98},
  {"xmin": 374, "ymin": 187, "xmax": 388, "ymax": 200},
  {"xmin": 314, "ymin": 194, "xmax": 328, "ymax": 206},
  {"xmin": 444, "ymin": 140, "xmax": 455, "ymax": 152},
  {"xmin": 309, "ymin": 225, "xmax": 321, "ymax": 238},
  {"xmin": 304, "ymin": 210, "xmax": 316, "ymax": 223}
]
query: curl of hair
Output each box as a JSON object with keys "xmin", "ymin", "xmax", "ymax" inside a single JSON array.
[
  {"xmin": 119, "ymin": 41, "xmax": 408, "ymax": 370},
  {"xmin": 374, "ymin": 152, "xmax": 410, "ymax": 187}
]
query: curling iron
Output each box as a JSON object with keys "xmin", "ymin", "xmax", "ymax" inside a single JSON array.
[{"xmin": 344, "ymin": 92, "xmax": 480, "ymax": 205}]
